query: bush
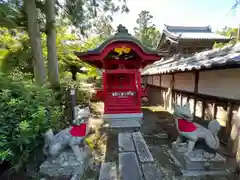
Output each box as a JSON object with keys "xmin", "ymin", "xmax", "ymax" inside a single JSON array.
[
  {"xmin": 57, "ymin": 78, "xmax": 92, "ymax": 126},
  {"xmin": 0, "ymin": 72, "xmax": 63, "ymax": 171}
]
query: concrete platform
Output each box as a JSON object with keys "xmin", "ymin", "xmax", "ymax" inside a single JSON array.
[
  {"xmin": 118, "ymin": 133, "xmax": 135, "ymax": 152},
  {"xmin": 119, "ymin": 152, "xmax": 143, "ymax": 180},
  {"xmin": 132, "ymin": 131, "xmax": 154, "ymax": 163},
  {"xmin": 99, "ymin": 162, "xmax": 117, "ymax": 180},
  {"xmin": 106, "ymin": 119, "xmax": 141, "ymax": 130},
  {"xmin": 170, "ymin": 141, "xmax": 231, "ymax": 177}
]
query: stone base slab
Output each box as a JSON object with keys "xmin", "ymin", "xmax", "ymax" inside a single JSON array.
[
  {"xmin": 171, "ymin": 141, "xmax": 227, "ymax": 172},
  {"xmin": 39, "ymin": 149, "xmax": 90, "ymax": 178}
]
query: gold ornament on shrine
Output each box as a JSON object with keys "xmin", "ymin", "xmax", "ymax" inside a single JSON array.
[{"xmin": 114, "ymin": 46, "xmax": 131, "ymax": 55}]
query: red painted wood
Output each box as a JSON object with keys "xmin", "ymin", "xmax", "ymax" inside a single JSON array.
[
  {"xmin": 76, "ymin": 40, "xmax": 160, "ymax": 119},
  {"xmin": 77, "ymin": 42, "xmax": 160, "ymax": 69}
]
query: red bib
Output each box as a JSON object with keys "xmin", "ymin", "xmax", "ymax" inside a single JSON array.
[
  {"xmin": 69, "ymin": 123, "xmax": 87, "ymax": 137},
  {"xmin": 178, "ymin": 119, "xmax": 197, "ymax": 132}
]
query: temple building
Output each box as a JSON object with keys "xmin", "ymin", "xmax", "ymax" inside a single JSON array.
[
  {"xmin": 157, "ymin": 24, "xmax": 231, "ymax": 57},
  {"xmin": 141, "ymin": 24, "xmax": 240, "ymax": 150}
]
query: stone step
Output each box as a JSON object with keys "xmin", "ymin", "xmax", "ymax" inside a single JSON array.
[
  {"xmin": 109, "ymin": 120, "xmax": 141, "ymax": 129},
  {"xmin": 141, "ymin": 163, "xmax": 164, "ymax": 180},
  {"xmin": 118, "ymin": 132, "xmax": 135, "ymax": 152},
  {"xmin": 99, "ymin": 162, "xmax": 117, "ymax": 180},
  {"xmin": 119, "ymin": 152, "xmax": 143, "ymax": 180},
  {"xmin": 107, "ymin": 117, "xmax": 141, "ymax": 121},
  {"xmin": 132, "ymin": 131, "xmax": 154, "ymax": 163}
]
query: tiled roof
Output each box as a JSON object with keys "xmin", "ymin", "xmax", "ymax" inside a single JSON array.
[
  {"xmin": 163, "ymin": 24, "xmax": 230, "ymax": 40},
  {"xmin": 142, "ymin": 43, "xmax": 240, "ymax": 75}
]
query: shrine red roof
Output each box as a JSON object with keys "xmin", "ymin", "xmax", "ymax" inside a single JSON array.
[{"xmin": 74, "ymin": 24, "xmax": 161, "ymax": 59}]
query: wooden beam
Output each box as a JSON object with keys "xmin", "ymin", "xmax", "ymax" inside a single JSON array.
[{"xmin": 149, "ymin": 84, "xmax": 240, "ymax": 104}]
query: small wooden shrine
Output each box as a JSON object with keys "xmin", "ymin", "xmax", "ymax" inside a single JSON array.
[
  {"xmin": 75, "ymin": 24, "xmax": 161, "ymax": 128},
  {"xmin": 157, "ymin": 24, "xmax": 231, "ymax": 57}
]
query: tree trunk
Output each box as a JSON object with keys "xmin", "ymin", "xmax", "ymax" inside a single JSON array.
[
  {"xmin": 45, "ymin": 0, "xmax": 60, "ymax": 88},
  {"xmin": 24, "ymin": 0, "xmax": 45, "ymax": 85}
]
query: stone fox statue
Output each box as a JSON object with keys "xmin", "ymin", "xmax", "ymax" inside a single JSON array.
[
  {"xmin": 173, "ymin": 103, "xmax": 220, "ymax": 153},
  {"xmin": 43, "ymin": 106, "xmax": 90, "ymax": 161}
]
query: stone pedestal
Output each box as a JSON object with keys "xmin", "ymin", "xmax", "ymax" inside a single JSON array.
[
  {"xmin": 39, "ymin": 148, "xmax": 90, "ymax": 179},
  {"xmin": 171, "ymin": 141, "xmax": 230, "ymax": 176}
]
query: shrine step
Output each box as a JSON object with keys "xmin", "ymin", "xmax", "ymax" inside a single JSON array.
[
  {"xmin": 118, "ymin": 132, "xmax": 135, "ymax": 152},
  {"xmin": 99, "ymin": 162, "xmax": 117, "ymax": 180},
  {"xmin": 105, "ymin": 104, "xmax": 137, "ymax": 108},
  {"xmin": 108, "ymin": 119, "xmax": 141, "ymax": 129},
  {"xmin": 105, "ymin": 108, "xmax": 138, "ymax": 112},
  {"xmin": 132, "ymin": 131, "xmax": 154, "ymax": 163},
  {"xmin": 119, "ymin": 152, "xmax": 143, "ymax": 180},
  {"xmin": 106, "ymin": 117, "xmax": 141, "ymax": 121}
]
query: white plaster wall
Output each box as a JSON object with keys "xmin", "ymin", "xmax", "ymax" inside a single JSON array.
[
  {"xmin": 147, "ymin": 76, "xmax": 152, "ymax": 84},
  {"xmin": 142, "ymin": 76, "xmax": 147, "ymax": 84},
  {"xmin": 153, "ymin": 75, "xmax": 160, "ymax": 86},
  {"xmin": 161, "ymin": 75, "xmax": 172, "ymax": 87},
  {"xmin": 174, "ymin": 72, "xmax": 195, "ymax": 92},
  {"xmin": 198, "ymin": 69, "xmax": 240, "ymax": 100}
]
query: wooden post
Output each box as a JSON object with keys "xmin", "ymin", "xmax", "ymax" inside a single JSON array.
[
  {"xmin": 170, "ymin": 74, "xmax": 174, "ymax": 110},
  {"xmin": 180, "ymin": 94, "xmax": 183, "ymax": 106},
  {"xmin": 136, "ymin": 70, "xmax": 141, "ymax": 110},
  {"xmin": 226, "ymin": 102, "xmax": 233, "ymax": 139},
  {"xmin": 159, "ymin": 75, "xmax": 162, "ymax": 105},
  {"xmin": 212, "ymin": 102, "xmax": 217, "ymax": 119},
  {"xmin": 193, "ymin": 71, "xmax": 199, "ymax": 120},
  {"xmin": 175, "ymin": 93, "xmax": 178, "ymax": 104},
  {"xmin": 103, "ymin": 71, "xmax": 107, "ymax": 113},
  {"xmin": 201, "ymin": 100, "xmax": 206, "ymax": 120},
  {"xmin": 70, "ymin": 88, "xmax": 76, "ymax": 122}
]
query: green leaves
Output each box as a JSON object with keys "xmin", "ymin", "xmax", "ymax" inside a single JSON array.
[
  {"xmin": 0, "ymin": 2, "xmax": 22, "ymax": 28},
  {"xmin": 214, "ymin": 27, "xmax": 238, "ymax": 48},
  {"xmin": 133, "ymin": 10, "xmax": 161, "ymax": 49},
  {"xmin": 0, "ymin": 72, "xmax": 63, "ymax": 171},
  {"xmin": 63, "ymin": 0, "xmax": 129, "ymax": 35}
]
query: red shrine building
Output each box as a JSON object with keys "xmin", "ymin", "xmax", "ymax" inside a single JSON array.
[{"xmin": 75, "ymin": 25, "xmax": 161, "ymax": 129}]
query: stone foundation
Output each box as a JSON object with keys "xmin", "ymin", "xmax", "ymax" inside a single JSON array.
[
  {"xmin": 171, "ymin": 141, "xmax": 230, "ymax": 176},
  {"xmin": 39, "ymin": 148, "xmax": 90, "ymax": 179}
]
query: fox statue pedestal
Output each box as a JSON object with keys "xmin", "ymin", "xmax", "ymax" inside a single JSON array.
[
  {"xmin": 40, "ymin": 106, "xmax": 91, "ymax": 180},
  {"xmin": 171, "ymin": 141, "xmax": 228, "ymax": 176},
  {"xmin": 170, "ymin": 103, "xmax": 230, "ymax": 177}
]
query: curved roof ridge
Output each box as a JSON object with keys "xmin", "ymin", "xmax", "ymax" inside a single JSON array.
[{"xmin": 164, "ymin": 24, "xmax": 211, "ymax": 32}]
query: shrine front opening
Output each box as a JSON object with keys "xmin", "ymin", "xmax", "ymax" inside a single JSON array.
[{"xmin": 75, "ymin": 24, "xmax": 161, "ymax": 129}]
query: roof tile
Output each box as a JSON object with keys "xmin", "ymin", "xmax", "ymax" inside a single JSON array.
[
  {"xmin": 163, "ymin": 24, "xmax": 230, "ymax": 40},
  {"xmin": 142, "ymin": 43, "xmax": 240, "ymax": 75}
]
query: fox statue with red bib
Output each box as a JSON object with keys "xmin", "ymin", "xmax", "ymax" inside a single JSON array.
[
  {"xmin": 43, "ymin": 106, "xmax": 90, "ymax": 162},
  {"xmin": 173, "ymin": 103, "xmax": 220, "ymax": 154}
]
